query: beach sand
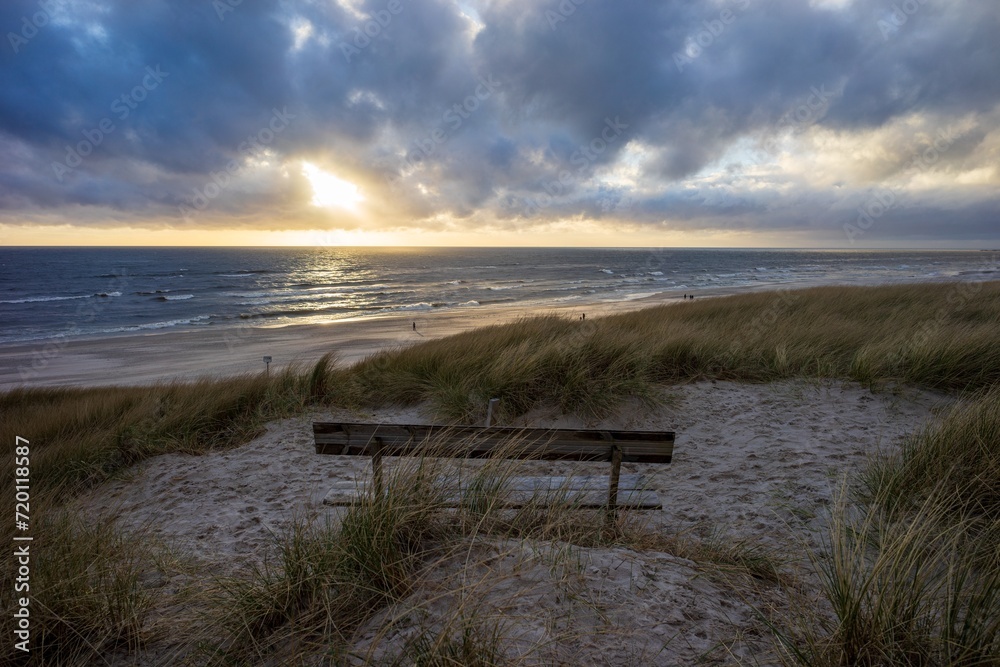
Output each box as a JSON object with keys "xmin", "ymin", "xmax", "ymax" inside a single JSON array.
[
  {"xmin": 77, "ymin": 379, "xmax": 951, "ymax": 665},
  {"xmin": 2, "ymin": 285, "xmax": 762, "ymax": 389}
]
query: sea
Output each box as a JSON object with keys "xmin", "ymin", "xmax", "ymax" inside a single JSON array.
[{"xmin": 0, "ymin": 247, "xmax": 997, "ymax": 345}]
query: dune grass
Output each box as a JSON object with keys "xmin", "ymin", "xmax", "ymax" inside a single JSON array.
[
  {"xmin": 336, "ymin": 282, "xmax": 1000, "ymax": 422},
  {"xmin": 4, "ymin": 282, "xmax": 998, "ymax": 504},
  {"xmin": 0, "ymin": 365, "xmax": 316, "ymax": 502},
  {"xmin": 3, "ymin": 281, "xmax": 1000, "ymax": 664},
  {"xmin": 781, "ymin": 388, "xmax": 1000, "ymax": 665},
  {"xmin": 215, "ymin": 467, "xmax": 449, "ymax": 662},
  {"xmin": 0, "ymin": 512, "xmax": 161, "ymax": 665},
  {"xmin": 861, "ymin": 384, "xmax": 1000, "ymax": 532},
  {"xmin": 209, "ymin": 453, "xmax": 647, "ymax": 664}
]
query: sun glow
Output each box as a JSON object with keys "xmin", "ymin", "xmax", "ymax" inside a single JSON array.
[{"xmin": 301, "ymin": 162, "xmax": 364, "ymax": 211}]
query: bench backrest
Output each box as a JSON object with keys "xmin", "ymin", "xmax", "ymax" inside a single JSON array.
[{"xmin": 313, "ymin": 422, "xmax": 674, "ymax": 463}]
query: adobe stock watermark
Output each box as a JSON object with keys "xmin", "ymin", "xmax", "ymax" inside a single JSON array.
[
  {"xmin": 729, "ymin": 288, "xmax": 801, "ymax": 356},
  {"xmin": 213, "ymin": 0, "xmax": 245, "ymax": 21},
  {"xmin": 745, "ymin": 83, "xmax": 837, "ymax": 167},
  {"xmin": 673, "ymin": 0, "xmax": 751, "ymax": 73},
  {"xmin": 6, "ymin": 0, "xmax": 57, "ymax": 54},
  {"xmin": 598, "ymin": 192, "xmax": 636, "ymax": 214},
  {"xmin": 545, "ymin": 0, "xmax": 588, "ymax": 31},
  {"xmin": 339, "ymin": 0, "xmax": 406, "ymax": 63},
  {"xmin": 883, "ymin": 255, "xmax": 998, "ymax": 369},
  {"xmin": 178, "ymin": 107, "xmax": 295, "ymax": 220},
  {"xmin": 389, "ymin": 74, "xmax": 502, "ymax": 180},
  {"xmin": 50, "ymin": 66, "xmax": 170, "ymax": 182},
  {"xmin": 519, "ymin": 115, "xmax": 629, "ymax": 217},
  {"xmin": 843, "ymin": 126, "xmax": 958, "ymax": 244},
  {"xmin": 877, "ymin": 0, "xmax": 930, "ymax": 40}
]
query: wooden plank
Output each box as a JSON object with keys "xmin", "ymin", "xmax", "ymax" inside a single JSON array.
[
  {"xmin": 314, "ymin": 422, "xmax": 674, "ymax": 463},
  {"xmin": 322, "ymin": 474, "xmax": 661, "ymax": 509}
]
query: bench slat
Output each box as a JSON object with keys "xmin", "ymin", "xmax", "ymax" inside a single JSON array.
[
  {"xmin": 314, "ymin": 422, "xmax": 674, "ymax": 463},
  {"xmin": 322, "ymin": 474, "xmax": 661, "ymax": 509}
]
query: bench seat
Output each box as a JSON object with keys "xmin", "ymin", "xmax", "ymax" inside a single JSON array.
[
  {"xmin": 322, "ymin": 473, "xmax": 661, "ymax": 509},
  {"xmin": 314, "ymin": 421, "xmax": 674, "ymax": 518}
]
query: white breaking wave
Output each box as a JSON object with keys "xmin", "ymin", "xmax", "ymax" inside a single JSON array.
[
  {"xmin": 394, "ymin": 302, "xmax": 435, "ymax": 311},
  {"xmin": 0, "ymin": 294, "xmax": 91, "ymax": 304},
  {"xmin": 100, "ymin": 315, "xmax": 211, "ymax": 334}
]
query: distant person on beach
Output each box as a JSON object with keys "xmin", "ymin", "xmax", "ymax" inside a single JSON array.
[
  {"xmin": 582, "ymin": 313, "xmax": 586, "ymax": 321},
  {"xmin": 412, "ymin": 321, "xmax": 416, "ymax": 331}
]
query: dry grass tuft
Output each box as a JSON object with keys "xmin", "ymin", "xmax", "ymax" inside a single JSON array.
[
  {"xmin": 0, "ymin": 511, "xmax": 162, "ymax": 665},
  {"xmin": 780, "ymin": 388, "xmax": 1000, "ymax": 666}
]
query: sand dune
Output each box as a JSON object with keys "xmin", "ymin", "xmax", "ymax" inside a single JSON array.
[{"xmin": 78, "ymin": 379, "xmax": 950, "ymax": 664}]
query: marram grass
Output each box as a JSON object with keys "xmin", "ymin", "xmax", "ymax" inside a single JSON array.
[
  {"xmin": 337, "ymin": 282, "xmax": 1000, "ymax": 421},
  {"xmin": 2, "ymin": 281, "xmax": 1000, "ymax": 664},
  {"xmin": 781, "ymin": 388, "xmax": 1000, "ymax": 666},
  {"xmin": 4, "ymin": 282, "xmax": 999, "ymax": 502}
]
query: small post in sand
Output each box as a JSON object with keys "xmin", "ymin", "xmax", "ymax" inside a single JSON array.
[
  {"xmin": 263, "ymin": 355, "xmax": 272, "ymax": 377},
  {"xmin": 485, "ymin": 397, "xmax": 500, "ymax": 427}
]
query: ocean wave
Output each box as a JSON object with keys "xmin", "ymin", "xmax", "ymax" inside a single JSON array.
[
  {"xmin": 94, "ymin": 291, "xmax": 122, "ymax": 298},
  {"xmin": 600, "ymin": 269, "xmax": 614, "ymax": 274},
  {"xmin": 0, "ymin": 294, "xmax": 91, "ymax": 304},
  {"xmin": 155, "ymin": 294, "xmax": 194, "ymax": 301},
  {"xmin": 135, "ymin": 290, "xmax": 170, "ymax": 295},
  {"xmin": 99, "ymin": 315, "xmax": 211, "ymax": 334},
  {"xmin": 457, "ymin": 300, "xmax": 479, "ymax": 307},
  {"xmin": 623, "ymin": 292, "xmax": 659, "ymax": 301},
  {"xmin": 393, "ymin": 302, "xmax": 437, "ymax": 311},
  {"xmin": 238, "ymin": 303, "xmax": 353, "ymax": 320}
]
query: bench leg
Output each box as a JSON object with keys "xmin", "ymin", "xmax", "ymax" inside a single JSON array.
[
  {"xmin": 372, "ymin": 438, "xmax": 384, "ymax": 495},
  {"xmin": 606, "ymin": 444, "xmax": 622, "ymax": 525}
]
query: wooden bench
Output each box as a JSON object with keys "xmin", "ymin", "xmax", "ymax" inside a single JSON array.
[{"xmin": 314, "ymin": 422, "xmax": 675, "ymax": 517}]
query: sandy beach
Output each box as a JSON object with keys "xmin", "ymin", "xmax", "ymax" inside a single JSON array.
[{"xmin": 2, "ymin": 284, "xmax": 761, "ymax": 389}]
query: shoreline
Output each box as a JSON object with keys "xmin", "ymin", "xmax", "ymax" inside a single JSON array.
[
  {"xmin": 0, "ymin": 276, "xmax": 973, "ymax": 389},
  {"xmin": 0, "ymin": 286, "xmax": 692, "ymax": 389}
]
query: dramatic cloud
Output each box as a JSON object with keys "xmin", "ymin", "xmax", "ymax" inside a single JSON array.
[{"xmin": 1, "ymin": 0, "xmax": 997, "ymax": 245}]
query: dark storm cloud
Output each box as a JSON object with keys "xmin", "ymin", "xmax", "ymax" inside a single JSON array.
[{"xmin": 0, "ymin": 0, "xmax": 997, "ymax": 242}]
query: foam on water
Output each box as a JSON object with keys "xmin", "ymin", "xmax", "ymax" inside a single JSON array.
[{"xmin": 0, "ymin": 247, "xmax": 995, "ymax": 344}]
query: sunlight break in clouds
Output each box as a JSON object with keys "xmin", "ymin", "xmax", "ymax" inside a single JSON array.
[{"xmin": 301, "ymin": 162, "xmax": 364, "ymax": 212}]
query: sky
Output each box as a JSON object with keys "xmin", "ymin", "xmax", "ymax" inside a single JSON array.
[{"xmin": 0, "ymin": 0, "xmax": 998, "ymax": 248}]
